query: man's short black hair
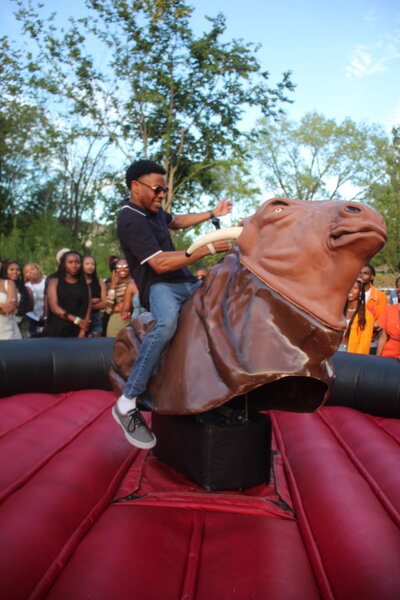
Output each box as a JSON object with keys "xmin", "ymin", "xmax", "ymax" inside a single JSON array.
[
  {"xmin": 125, "ymin": 160, "xmax": 166, "ymax": 190},
  {"xmin": 365, "ymin": 263, "xmax": 376, "ymax": 277}
]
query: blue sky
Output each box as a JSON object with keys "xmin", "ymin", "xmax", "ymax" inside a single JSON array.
[
  {"xmin": 1, "ymin": 0, "xmax": 399, "ymax": 132},
  {"xmin": 191, "ymin": 0, "xmax": 400, "ymax": 132}
]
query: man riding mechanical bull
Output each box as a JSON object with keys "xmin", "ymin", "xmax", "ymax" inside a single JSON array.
[
  {"xmin": 113, "ymin": 160, "xmax": 233, "ymax": 448},
  {"xmin": 112, "ymin": 159, "xmax": 387, "ymax": 450}
]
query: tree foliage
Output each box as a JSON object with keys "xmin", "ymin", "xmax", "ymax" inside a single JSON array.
[
  {"xmin": 367, "ymin": 127, "xmax": 400, "ymax": 270},
  {"xmin": 252, "ymin": 112, "xmax": 389, "ymax": 202},
  {"xmin": 12, "ymin": 0, "xmax": 294, "ymax": 213},
  {"xmin": 0, "ymin": 36, "xmax": 54, "ymax": 232},
  {"xmin": 3, "ymin": 1, "xmax": 397, "ymax": 273}
]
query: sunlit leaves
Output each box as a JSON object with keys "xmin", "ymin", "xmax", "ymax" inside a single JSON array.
[{"xmin": 252, "ymin": 112, "xmax": 388, "ymax": 202}]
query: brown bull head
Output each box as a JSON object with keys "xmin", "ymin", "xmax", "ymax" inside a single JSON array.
[
  {"xmin": 110, "ymin": 198, "xmax": 386, "ymax": 415},
  {"xmin": 238, "ymin": 198, "xmax": 387, "ymax": 330}
]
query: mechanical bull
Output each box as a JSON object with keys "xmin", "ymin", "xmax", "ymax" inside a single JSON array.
[{"xmin": 110, "ymin": 198, "xmax": 386, "ymax": 414}]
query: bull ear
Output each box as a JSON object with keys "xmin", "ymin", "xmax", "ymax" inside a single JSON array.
[{"xmin": 185, "ymin": 227, "xmax": 243, "ymax": 257}]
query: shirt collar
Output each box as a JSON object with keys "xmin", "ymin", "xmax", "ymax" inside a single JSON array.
[{"xmin": 121, "ymin": 200, "xmax": 151, "ymax": 217}]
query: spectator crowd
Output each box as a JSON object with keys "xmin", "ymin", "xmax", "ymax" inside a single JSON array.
[
  {"xmin": 0, "ymin": 249, "xmax": 145, "ymax": 341},
  {"xmin": 0, "ymin": 250, "xmax": 399, "ymax": 358}
]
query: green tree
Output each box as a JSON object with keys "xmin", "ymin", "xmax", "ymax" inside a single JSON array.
[
  {"xmin": 0, "ymin": 213, "xmax": 74, "ymax": 270},
  {"xmin": 13, "ymin": 0, "xmax": 294, "ymax": 213},
  {"xmin": 190, "ymin": 151, "xmax": 263, "ymax": 223},
  {"xmin": 367, "ymin": 127, "xmax": 400, "ymax": 271},
  {"xmin": 1, "ymin": 30, "xmax": 116, "ymax": 243},
  {"xmin": 0, "ymin": 36, "xmax": 54, "ymax": 233},
  {"xmin": 50, "ymin": 127, "xmax": 112, "ymax": 240},
  {"xmin": 252, "ymin": 112, "xmax": 388, "ymax": 202}
]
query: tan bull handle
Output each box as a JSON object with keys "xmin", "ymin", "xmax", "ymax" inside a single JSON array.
[{"xmin": 185, "ymin": 227, "xmax": 243, "ymax": 257}]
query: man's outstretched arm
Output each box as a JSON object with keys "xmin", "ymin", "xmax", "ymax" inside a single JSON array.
[
  {"xmin": 147, "ymin": 240, "xmax": 232, "ymax": 275},
  {"xmin": 169, "ymin": 198, "xmax": 232, "ymax": 230}
]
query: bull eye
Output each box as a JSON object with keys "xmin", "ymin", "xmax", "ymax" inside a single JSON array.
[
  {"xmin": 274, "ymin": 207, "xmax": 283, "ymax": 213},
  {"xmin": 345, "ymin": 205, "xmax": 361, "ymax": 213}
]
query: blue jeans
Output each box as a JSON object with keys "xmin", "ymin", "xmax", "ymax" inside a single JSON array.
[
  {"xmin": 123, "ymin": 280, "xmax": 202, "ymax": 399},
  {"xmin": 87, "ymin": 311, "xmax": 103, "ymax": 336}
]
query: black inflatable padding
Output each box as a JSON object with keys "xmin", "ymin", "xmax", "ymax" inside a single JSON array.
[
  {"xmin": 0, "ymin": 339, "xmax": 398, "ymax": 418},
  {"xmin": 329, "ymin": 352, "xmax": 399, "ymax": 418},
  {"xmin": 0, "ymin": 338, "xmax": 115, "ymax": 396}
]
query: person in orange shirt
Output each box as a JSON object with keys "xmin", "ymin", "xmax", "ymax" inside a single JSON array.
[
  {"xmin": 376, "ymin": 276, "xmax": 400, "ymax": 359},
  {"xmin": 339, "ymin": 279, "xmax": 374, "ymax": 354},
  {"xmin": 359, "ymin": 263, "xmax": 388, "ymax": 353}
]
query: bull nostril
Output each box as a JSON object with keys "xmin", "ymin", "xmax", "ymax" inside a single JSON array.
[{"xmin": 345, "ymin": 205, "xmax": 361, "ymax": 214}]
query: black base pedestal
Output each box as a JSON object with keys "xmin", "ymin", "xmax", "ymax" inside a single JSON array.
[{"xmin": 152, "ymin": 412, "xmax": 272, "ymax": 491}]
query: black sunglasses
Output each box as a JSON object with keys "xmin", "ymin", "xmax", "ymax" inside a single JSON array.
[{"xmin": 136, "ymin": 180, "xmax": 169, "ymax": 195}]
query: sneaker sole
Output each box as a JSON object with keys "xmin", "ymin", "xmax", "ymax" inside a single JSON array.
[{"xmin": 112, "ymin": 406, "xmax": 157, "ymax": 450}]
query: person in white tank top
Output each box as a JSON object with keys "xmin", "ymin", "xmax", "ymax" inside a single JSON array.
[{"xmin": 0, "ymin": 278, "xmax": 21, "ymax": 340}]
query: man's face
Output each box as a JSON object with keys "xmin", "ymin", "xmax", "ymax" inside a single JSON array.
[
  {"xmin": 131, "ymin": 173, "xmax": 167, "ymax": 213},
  {"xmin": 359, "ymin": 266, "xmax": 373, "ymax": 286}
]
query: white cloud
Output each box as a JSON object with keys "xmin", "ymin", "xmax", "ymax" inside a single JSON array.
[
  {"xmin": 345, "ymin": 46, "xmax": 384, "ymax": 78},
  {"xmin": 364, "ymin": 7, "xmax": 381, "ymax": 23},
  {"xmin": 345, "ymin": 33, "xmax": 400, "ymax": 79}
]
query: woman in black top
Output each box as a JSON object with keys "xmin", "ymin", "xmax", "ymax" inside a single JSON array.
[
  {"xmin": 47, "ymin": 251, "xmax": 91, "ymax": 337},
  {"xmin": 82, "ymin": 255, "xmax": 106, "ymax": 337}
]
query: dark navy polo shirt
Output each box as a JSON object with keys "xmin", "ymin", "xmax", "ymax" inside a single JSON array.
[{"xmin": 117, "ymin": 200, "xmax": 196, "ymax": 309}]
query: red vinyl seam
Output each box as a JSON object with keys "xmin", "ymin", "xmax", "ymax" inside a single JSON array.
[
  {"xmin": 373, "ymin": 417, "xmax": 400, "ymax": 445},
  {"xmin": 0, "ymin": 399, "xmax": 115, "ymax": 505},
  {"xmin": 180, "ymin": 511, "xmax": 206, "ymax": 600},
  {"xmin": 113, "ymin": 446, "xmax": 149, "ymax": 498},
  {"xmin": 317, "ymin": 410, "xmax": 400, "ymax": 528},
  {"xmin": 114, "ymin": 492, "xmax": 294, "ymax": 519},
  {"xmin": 27, "ymin": 446, "xmax": 138, "ymax": 600},
  {"xmin": 0, "ymin": 392, "xmax": 74, "ymax": 440},
  {"xmin": 270, "ymin": 412, "xmax": 335, "ymax": 600}
]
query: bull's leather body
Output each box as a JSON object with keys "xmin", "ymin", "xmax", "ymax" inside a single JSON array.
[{"xmin": 110, "ymin": 198, "xmax": 387, "ymax": 414}]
